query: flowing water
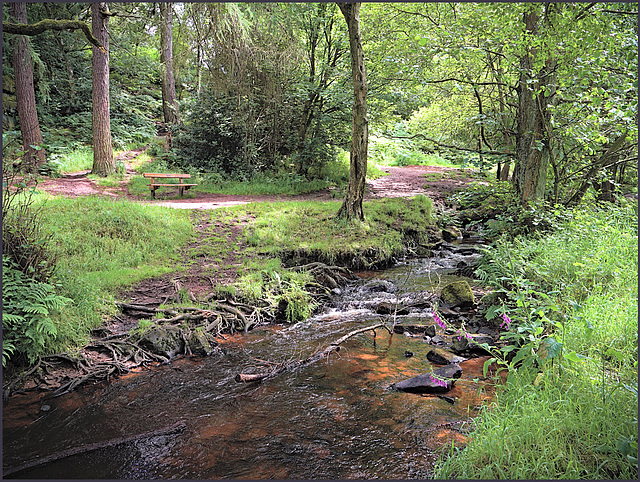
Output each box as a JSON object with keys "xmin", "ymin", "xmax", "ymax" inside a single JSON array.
[{"xmin": 3, "ymin": 242, "xmax": 497, "ymax": 479}]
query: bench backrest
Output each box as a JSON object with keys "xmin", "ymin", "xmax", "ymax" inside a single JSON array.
[{"xmin": 143, "ymin": 173, "xmax": 191, "ymax": 179}]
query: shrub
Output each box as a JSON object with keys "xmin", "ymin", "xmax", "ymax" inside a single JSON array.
[{"xmin": 2, "ymin": 167, "xmax": 57, "ymax": 282}]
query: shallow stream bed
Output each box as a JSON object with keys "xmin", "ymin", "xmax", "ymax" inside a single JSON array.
[{"xmin": 3, "ymin": 244, "xmax": 499, "ymax": 479}]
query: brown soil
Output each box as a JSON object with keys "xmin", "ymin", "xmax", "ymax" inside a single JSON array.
[{"xmin": 4, "ymin": 156, "xmax": 475, "ymax": 395}]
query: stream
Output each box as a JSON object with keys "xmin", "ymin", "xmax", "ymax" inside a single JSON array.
[{"xmin": 2, "ymin": 241, "xmax": 499, "ymax": 479}]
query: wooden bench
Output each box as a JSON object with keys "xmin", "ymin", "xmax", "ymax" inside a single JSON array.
[{"xmin": 143, "ymin": 173, "xmax": 197, "ymax": 198}]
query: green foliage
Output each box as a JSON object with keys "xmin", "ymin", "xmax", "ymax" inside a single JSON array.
[
  {"xmin": 2, "ymin": 166, "xmax": 57, "ymax": 282},
  {"xmin": 172, "ymin": 91, "xmax": 260, "ymax": 177},
  {"xmin": 439, "ymin": 203, "xmax": 638, "ymax": 479},
  {"xmin": 369, "ymin": 132, "xmax": 458, "ymax": 168},
  {"xmin": 2, "ymin": 256, "xmax": 71, "ymax": 366},
  {"xmin": 236, "ymin": 259, "xmax": 316, "ymax": 322}
]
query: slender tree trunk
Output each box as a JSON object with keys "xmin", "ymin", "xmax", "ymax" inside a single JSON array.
[
  {"xmin": 10, "ymin": 2, "xmax": 45, "ymax": 172},
  {"xmin": 160, "ymin": 2, "xmax": 179, "ymax": 124},
  {"xmin": 91, "ymin": 2, "xmax": 114, "ymax": 176},
  {"xmin": 336, "ymin": 2, "xmax": 368, "ymax": 221}
]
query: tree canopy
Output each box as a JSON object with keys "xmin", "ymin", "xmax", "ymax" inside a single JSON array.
[{"xmin": 2, "ymin": 2, "xmax": 637, "ymax": 207}]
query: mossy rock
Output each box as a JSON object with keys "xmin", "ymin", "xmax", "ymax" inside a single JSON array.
[
  {"xmin": 141, "ymin": 325, "xmax": 184, "ymax": 359},
  {"xmin": 187, "ymin": 329, "xmax": 217, "ymax": 356},
  {"xmin": 440, "ymin": 280, "xmax": 475, "ymax": 308},
  {"xmin": 441, "ymin": 226, "xmax": 461, "ymax": 242}
]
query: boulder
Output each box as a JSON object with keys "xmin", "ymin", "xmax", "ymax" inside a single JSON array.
[
  {"xmin": 426, "ymin": 347, "xmax": 467, "ymax": 365},
  {"xmin": 186, "ymin": 329, "xmax": 218, "ymax": 356},
  {"xmin": 360, "ymin": 279, "xmax": 396, "ymax": 293},
  {"xmin": 450, "ymin": 334, "xmax": 495, "ymax": 354},
  {"xmin": 442, "ymin": 226, "xmax": 461, "ymax": 242},
  {"xmin": 141, "ymin": 325, "xmax": 184, "ymax": 359},
  {"xmin": 440, "ymin": 280, "xmax": 475, "ymax": 308},
  {"xmin": 376, "ymin": 302, "xmax": 410, "ymax": 315},
  {"xmin": 392, "ymin": 324, "xmax": 430, "ymax": 335},
  {"xmin": 392, "ymin": 364, "xmax": 462, "ymax": 393}
]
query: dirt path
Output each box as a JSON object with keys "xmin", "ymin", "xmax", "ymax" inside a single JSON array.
[{"xmin": 36, "ymin": 161, "xmax": 475, "ymax": 208}]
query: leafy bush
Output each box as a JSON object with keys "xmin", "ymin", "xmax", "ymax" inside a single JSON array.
[
  {"xmin": 2, "ymin": 257, "xmax": 71, "ymax": 366},
  {"xmin": 2, "ymin": 167, "xmax": 57, "ymax": 282},
  {"xmin": 172, "ymin": 91, "xmax": 265, "ymax": 178}
]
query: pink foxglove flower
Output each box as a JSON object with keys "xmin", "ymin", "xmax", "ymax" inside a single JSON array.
[{"xmin": 500, "ymin": 313, "xmax": 512, "ymax": 330}]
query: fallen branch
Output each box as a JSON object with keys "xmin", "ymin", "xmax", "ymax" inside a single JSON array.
[
  {"xmin": 3, "ymin": 421, "xmax": 187, "ymax": 477},
  {"xmin": 235, "ymin": 322, "xmax": 389, "ymax": 383}
]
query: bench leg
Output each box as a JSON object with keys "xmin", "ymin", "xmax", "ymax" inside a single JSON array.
[
  {"xmin": 179, "ymin": 186, "xmax": 184, "ymax": 197},
  {"xmin": 150, "ymin": 187, "xmax": 156, "ymax": 199}
]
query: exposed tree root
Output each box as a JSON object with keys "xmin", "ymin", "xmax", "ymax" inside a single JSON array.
[
  {"xmin": 4, "ymin": 263, "xmax": 354, "ymax": 398},
  {"xmin": 3, "ymin": 420, "xmax": 187, "ymax": 477}
]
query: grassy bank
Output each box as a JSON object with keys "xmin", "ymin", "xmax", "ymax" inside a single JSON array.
[
  {"xmin": 433, "ymin": 202, "xmax": 638, "ymax": 479},
  {"xmin": 3, "ymin": 192, "xmax": 437, "ymax": 366}
]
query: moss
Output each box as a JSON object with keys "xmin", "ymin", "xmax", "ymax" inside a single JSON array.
[{"xmin": 440, "ymin": 280, "xmax": 475, "ymax": 307}]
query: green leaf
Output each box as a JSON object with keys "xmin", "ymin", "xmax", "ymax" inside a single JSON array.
[
  {"xmin": 538, "ymin": 337, "xmax": 563, "ymax": 361},
  {"xmin": 483, "ymin": 357, "xmax": 497, "ymax": 378},
  {"xmin": 564, "ymin": 350, "xmax": 587, "ymax": 363},
  {"xmin": 484, "ymin": 304, "xmax": 503, "ymax": 321},
  {"xmin": 605, "ymin": 347, "xmax": 626, "ymax": 363}
]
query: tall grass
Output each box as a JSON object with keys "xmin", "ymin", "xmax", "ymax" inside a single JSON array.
[
  {"xmin": 49, "ymin": 146, "xmax": 93, "ymax": 173},
  {"xmin": 34, "ymin": 196, "xmax": 194, "ymax": 351},
  {"xmin": 434, "ymin": 202, "xmax": 638, "ymax": 479}
]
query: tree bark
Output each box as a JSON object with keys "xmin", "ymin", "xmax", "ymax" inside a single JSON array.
[
  {"xmin": 10, "ymin": 2, "xmax": 45, "ymax": 172},
  {"xmin": 513, "ymin": 6, "xmax": 557, "ymax": 204},
  {"xmin": 91, "ymin": 2, "xmax": 115, "ymax": 176},
  {"xmin": 336, "ymin": 2, "xmax": 368, "ymax": 221},
  {"xmin": 160, "ymin": 2, "xmax": 179, "ymax": 124}
]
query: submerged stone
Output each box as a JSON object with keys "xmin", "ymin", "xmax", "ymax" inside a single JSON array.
[{"xmin": 391, "ymin": 363, "xmax": 462, "ymax": 393}]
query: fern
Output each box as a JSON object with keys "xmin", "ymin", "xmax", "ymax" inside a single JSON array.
[{"xmin": 2, "ymin": 256, "xmax": 72, "ymax": 366}]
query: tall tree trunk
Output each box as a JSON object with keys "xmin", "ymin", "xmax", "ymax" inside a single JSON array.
[
  {"xmin": 513, "ymin": 7, "xmax": 555, "ymax": 204},
  {"xmin": 160, "ymin": 2, "xmax": 179, "ymax": 124},
  {"xmin": 336, "ymin": 2, "xmax": 368, "ymax": 221},
  {"xmin": 10, "ymin": 2, "xmax": 45, "ymax": 172},
  {"xmin": 91, "ymin": 2, "xmax": 114, "ymax": 176}
]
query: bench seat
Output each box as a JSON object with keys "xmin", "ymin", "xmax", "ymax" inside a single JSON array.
[{"xmin": 143, "ymin": 172, "xmax": 197, "ymax": 198}]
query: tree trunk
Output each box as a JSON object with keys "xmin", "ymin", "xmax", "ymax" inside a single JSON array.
[
  {"xmin": 160, "ymin": 2, "xmax": 179, "ymax": 124},
  {"xmin": 10, "ymin": 2, "xmax": 45, "ymax": 172},
  {"xmin": 91, "ymin": 2, "xmax": 114, "ymax": 176},
  {"xmin": 336, "ymin": 2, "xmax": 368, "ymax": 221},
  {"xmin": 513, "ymin": 6, "xmax": 558, "ymax": 204}
]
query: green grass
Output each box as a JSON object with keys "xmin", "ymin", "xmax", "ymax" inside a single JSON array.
[
  {"xmin": 235, "ymin": 194, "xmax": 436, "ymax": 267},
  {"xmin": 434, "ymin": 202, "xmax": 638, "ymax": 479},
  {"xmin": 50, "ymin": 146, "xmax": 94, "ymax": 173},
  {"xmin": 34, "ymin": 196, "xmax": 195, "ymax": 351}
]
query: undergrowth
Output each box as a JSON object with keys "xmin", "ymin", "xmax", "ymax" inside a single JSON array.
[{"xmin": 434, "ymin": 201, "xmax": 638, "ymax": 479}]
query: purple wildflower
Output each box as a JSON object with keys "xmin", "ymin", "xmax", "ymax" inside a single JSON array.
[
  {"xmin": 429, "ymin": 374, "xmax": 448, "ymax": 388},
  {"xmin": 433, "ymin": 312, "xmax": 447, "ymax": 330},
  {"xmin": 500, "ymin": 313, "xmax": 512, "ymax": 330}
]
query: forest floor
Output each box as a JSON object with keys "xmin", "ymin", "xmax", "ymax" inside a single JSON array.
[{"xmin": 7, "ymin": 156, "xmax": 478, "ymax": 394}]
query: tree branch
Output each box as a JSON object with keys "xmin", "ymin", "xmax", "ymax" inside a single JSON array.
[
  {"xmin": 384, "ymin": 132, "xmax": 512, "ymax": 157},
  {"xmin": 3, "ymin": 19, "xmax": 106, "ymax": 53}
]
